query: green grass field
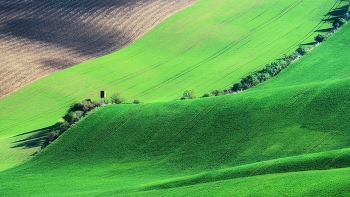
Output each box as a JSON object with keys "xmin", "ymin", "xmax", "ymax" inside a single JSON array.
[
  {"xmin": 0, "ymin": 0, "xmax": 344, "ymax": 171},
  {"xmin": 1, "ymin": 20, "xmax": 350, "ymax": 195},
  {"xmin": 0, "ymin": 82, "xmax": 350, "ymax": 195},
  {"xmin": 1, "ymin": 0, "xmax": 350, "ymax": 196}
]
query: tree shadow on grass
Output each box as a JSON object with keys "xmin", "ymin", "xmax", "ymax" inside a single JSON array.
[
  {"xmin": 11, "ymin": 126, "xmax": 53, "ymax": 149},
  {"xmin": 322, "ymin": 17, "xmax": 340, "ymax": 22},
  {"xmin": 315, "ymin": 28, "xmax": 334, "ymax": 33},
  {"xmin": 300, "ymin": 42, "xmax": 316, "ymax": 46},
  {"xmin": 328, "ymin": 5, "xmax": 349, "ymax": 17},
  {"xmin": 322, "ymin": 5, "xmax": 349, "ymax": 22}
]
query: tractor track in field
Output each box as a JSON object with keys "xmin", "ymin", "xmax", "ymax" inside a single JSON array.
[
  {"xmin": 1, "ymin": 0, "xmax": 279, "ymax": 104},
  {"xmin": 0, "ymin": 0, "xmax": 198, "ymax": 128},
  {"xmin": 272, "ymin": 0, "xmax": 342, "ymax": 62},
  {"xmin": 17, "ymin": 0, "xmax": 256, "ymax": 103},
  {"xmin": 153, "ymin": 99, "xmax": 222, "ymax": 160},
  {"xmin": 214, "ymin": 81, "xmax": 350, "ymax": 176},
  {"xmin": 208, "ymin": 86, "xmax": 310, "ymax": 168},
  {"xmin": 209, "ymin": 0, "xmax": 341, "ymax": 90},
  {"xmin": 138, "ymin": 0, "xmax": 330, "ymax": 99},
  {"xmin": 0, "ymin": 0, "xmax": 197, "ymax": 98},
  {"xmin": 98, "ymin": 0, "xmax": 340, "ymax": 102},
  {"xmin": 85, "ymin": 103, "xmax": 152, "ymax": 150},
  {"xmin": 1, "ymin": 0, "xmax": 342, "ymax": 133}
]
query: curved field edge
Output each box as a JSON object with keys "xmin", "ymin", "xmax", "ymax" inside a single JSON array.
[
  {"xmin": 0, "ymin": 0, "xmax": 198, "ymax": 98},
  {"xmin": 141, "ymin": 148, "xmax": 350, "ymax": 191},
  {"xmin": 119, "ymin": 167, "xmax": 350, "ymax": 197},
  {"xmin": 0, "ymin": 0, "xmax": 343, "ymax": 171}
]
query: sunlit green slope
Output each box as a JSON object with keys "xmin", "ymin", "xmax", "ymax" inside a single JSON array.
[
  {"xmin": 0, "ymin": 0, "xmax": 342, "ymax": 170},
  {"xmin": 0, "ymin": 80, "xmax": 350, "ymax": 196},
  {"xmin": 1, "ymin": 19, "xmax": 350, "ymax": 194}
]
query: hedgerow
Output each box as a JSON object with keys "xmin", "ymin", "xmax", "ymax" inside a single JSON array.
[
  {"xmin": 42, "ymin": 99, "xmax": 102, "ymax": 148},
  {"xmin": 229, "ymin": 11, "xmax": 349, "ymax": 94},
  {"xmin": 41, "ymin": 93, "xmax": 140, "ymax": 149},
  {"xmin": 181, "ymin": 9, "xmax": 349, "ymax": 99}
]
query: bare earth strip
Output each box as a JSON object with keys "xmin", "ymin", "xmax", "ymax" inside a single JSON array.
[{"xmin": 0, "ymin": 0, "xmax": 197, "ymax": 98}]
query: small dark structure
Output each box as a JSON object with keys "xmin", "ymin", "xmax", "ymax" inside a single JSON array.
[{"xmin": 100, "ymin": 90, "xmax": 106, "ymax": 103}]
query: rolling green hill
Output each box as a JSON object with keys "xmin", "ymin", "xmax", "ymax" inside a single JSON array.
[
  {"xmin": 0, "ymin": 0, "xmax": 344, "ymax": 171},
  {"xmin": 1, "ymin": 82, "xmax": 350, "ymax": 196},
  {"xmin": 1, "ymin": 21, "xmax": 350, "ymax": 195}
]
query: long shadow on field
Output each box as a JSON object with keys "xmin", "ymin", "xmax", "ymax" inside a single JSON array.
[
  {"xmin": 300, "ymin": 42, "xmax": 316, "ymax": 46},
  {"xmin": 322, "ymin": 5, "xmax": 349, "ymax": 22},
  {"xmin": 327, "ymin": 5, "xmax": 349, "ymax": 17},
  {"xmin": 315, "ymin": 28, "xmax": 334, "ymax": 33},
  {"xmin": 0, "ymin": 18, "xmax": 131, "ymax": 57},
  {"xmin": 11, "ymin": 126, "xmax": 52, "ymax": 149}
]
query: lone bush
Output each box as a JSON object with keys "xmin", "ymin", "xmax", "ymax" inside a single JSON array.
[
  {"xmin": 296, "ymin": 47, "xmax": 307, "ymax": 56},
  {"xmin": 315, "ymin": 34, "xmax": 326, "ymax": 43},
  {"xmin": 231, "ymin": 82, "xmax": 244, "ymax": 92},
  {"xmin": 181, "ymin": 89, "xmax": 197, "ymax": 100},
  {"xmin": 202, "ymin": 93, "xmax": 211, "ymax": 98},
  {"xmin": 333, "ymin": 17, "xmax": 346, "ymax": 29},
  {"xmin": 210, "ymin": 90, "xmax": 224, "ymax": 96},
  {"xmin": 111, "ymin": 93, "xmax": 124, "ymax": 104}
]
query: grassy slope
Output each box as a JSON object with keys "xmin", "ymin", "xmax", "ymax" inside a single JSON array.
[
  {"xmin": 0, "ymin": 0, "xmax": 341, "ymax": 170},
  {"xmin": 1, "ymin": 21, "xmax": 350, "ymax": 194},
  {"xmin": 121, "ymin": 168, "xmax": 350, "ymax": 197}
]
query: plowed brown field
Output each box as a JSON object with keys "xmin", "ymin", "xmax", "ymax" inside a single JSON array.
[{"xmin": 0, "ymin": 0, "xmax": 197, "ymax": 98}]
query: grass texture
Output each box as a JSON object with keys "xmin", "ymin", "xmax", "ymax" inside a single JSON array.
[
  {"xmin": 1, "ymin": 33, "xmax": 350, "ymax": 194},
  {"xmin": 0, "ymin": 0, "xmax": 343, "ymax": 171},
  {"xmin": 0, "ymin": 0, "xmax": 350, "ymax": 196}
]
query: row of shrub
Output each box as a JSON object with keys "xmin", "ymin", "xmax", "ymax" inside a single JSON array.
[
  {"xmin": 41, "ymin": 99, "xmax": 102, "ymax": 148},
  {"xmin": 180, "ymin": 7, "xmax": 350, "ymax": 100},
  {"xmin": 105, "ymin": 93, "xmax": 140, "ymax": 104},
  {"xmin": 41, "ymin": 93, "xmax": 140, "ymax": 149},
  {"xmin": 180, "ymin": 50, "xmax": 302, "ymax": 99},
  {"xmin": 230, "ymin": 11, "xmax": 350, "ymax": 94}
]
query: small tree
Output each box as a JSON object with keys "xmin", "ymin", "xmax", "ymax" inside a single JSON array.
[
  {"xmin": 210, "ymin": 89, "xmax": 224, "ymax": 96},
  {"xmin": 68, "ymin": 102, "xmax": 84, "ymax": 112},
  {"xmin": 53, "ymin": 120, "xmax": 70, "ymax": 133},
  {"xmin": 75, "ymin": 110, "xmax": 84, "ymax": 119},
  {"xmin": 333, "ymin": 18, "xmax": 346, "ymax": 29},
  {"xmin": 256, "ymin": 72, "xmax": 270, "ymax": 82},
  {"xmin": 133, "ymin": 100, "xmax": 140, "ymax": 104},
  {"xmin": 296, "ymin": 47, "xmax": 307, "ymax": 56},
  {"xmin": 241, "ymin": 74, "xmax": 260, "ymax": 89},
  {"xmin": 63, "ymin": 111, "xmax": 77, "ymax": 124},
  {"xmin": 202, "ymin": 93, "xmax": 211, "ymax": 98},
  {"xmin": 110, "ymin": 93, "xmax": 124, "ymax": 104},
  {"xmin": 42, "ymin": 131, "xmax": 60, "ymax": 148},
  {"xmin": 231, "ymin": 82, "xmax": 243, "ymax": 92},
  {"xmin": 182, "ymin": 89, "xmax": 197, "ymax": 99},
  {"xmin": 283, "ymin": 52, "xmax": 299, "ymax": 64},
  {"xmin": 314, "ymin": 34, "xmax": 326, "ymax": 43}
]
